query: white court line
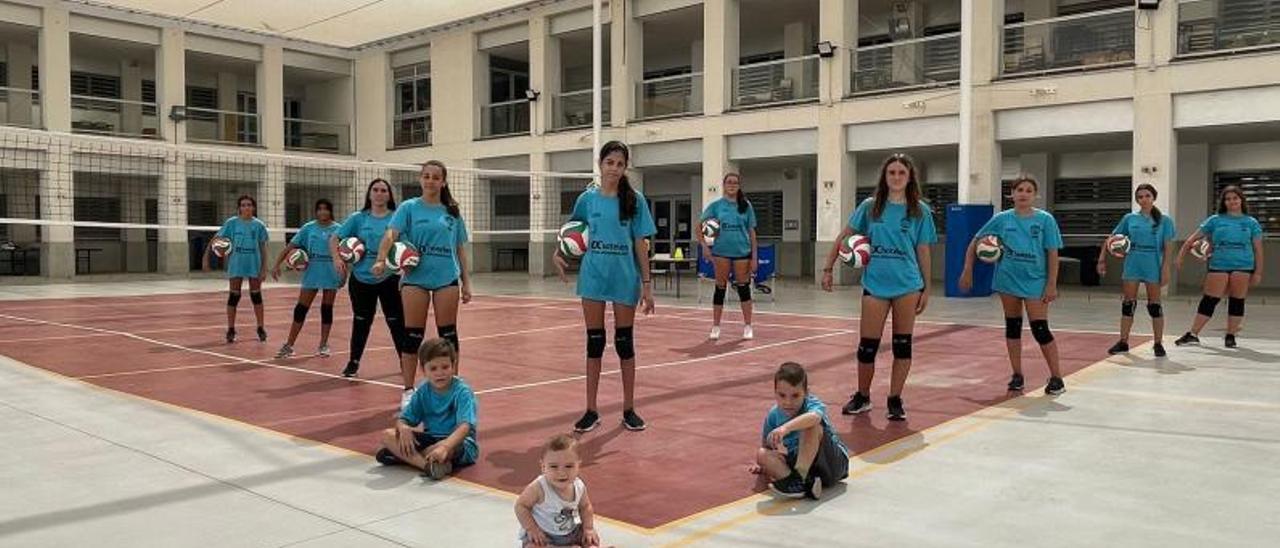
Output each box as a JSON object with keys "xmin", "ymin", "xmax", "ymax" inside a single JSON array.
[{"xmin": 77, "ymin": 359, "xmax": 248, "ymax": 380}]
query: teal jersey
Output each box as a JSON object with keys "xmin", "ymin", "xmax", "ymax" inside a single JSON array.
[
  {"xmin": 338, "ymin": 210, "xmax": 394, "ymax": 285},
  {"xmin": 848, "ymin": 198, "xmax": 938, "ymax": 299},
  {"xmin": 761, "ymin": 394, "xmax": 849, "ymax": 459},
  {"xmin": 216, "ymin": 216, "xmax": 268, "ymax": 279},
  {"xmin": 1111, "ymin": 212, "xmax": 1175, "ymax": 283},
  {"xmin": 570, "ymin": 187, "xmax": 657, "ymax": 306},
  {"xmin": 290, "ymin": 220, "xmax": 342, "ymax": 289},
  {"xmin": 390, "ymin": 198, "xmax": 468, "ymax": 290},
  {"xmin": 976, "ymin": 209, "xmax": 1064, "ymax": 299},
  {"xmin": 700, "ymin": 197, "xmax": 757, "ymax": 258},
  {"xmin": 1199, "ymin": 214, "xmax": 1263, "ymax": 271}
]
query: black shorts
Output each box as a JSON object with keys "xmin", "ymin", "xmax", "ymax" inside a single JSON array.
[
  {"xmin": 405, "ymin": 278, "xmax": 460, "ymax": 292},
  {"xmin": 1208, "ymin": 269, "xmax": 1255, "ymax": 275},
  {"xmin": 411, "ymin": 432, "xmax": 478, "ymax": 467},
  {"xmin": 712, "ymin": 254, "xmax": 752, "ymax": 262},
  {"xmin": 785, "ymin": 432, "xmax": 849, "ymax": 488}
]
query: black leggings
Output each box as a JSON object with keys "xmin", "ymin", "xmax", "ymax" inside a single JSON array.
[{"xmin": 348, "ymin": 275, "xmax": 407, "ymax": 363}]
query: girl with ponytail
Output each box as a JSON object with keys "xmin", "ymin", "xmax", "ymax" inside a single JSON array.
[{"xmin": 1097, "ymin": 184, "xmax": 1177, "ymax": 357}]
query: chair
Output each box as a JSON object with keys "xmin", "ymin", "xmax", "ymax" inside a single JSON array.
[{"xmin": 696, "ymin": 244, "xmax": 777, "ymax": 304}]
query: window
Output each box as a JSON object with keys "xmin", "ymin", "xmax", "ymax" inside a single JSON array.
[
  {"xmin": 922, "ymin": 183, "xmax": 958, "ymax": 234},
  {"xmin": 71, "ymin": 72, "xmax": 121, "ymax": 112},
  {"xmin": 236, "ymin": 92, "xmax": 258, "ymax": 144},
  {"xmin": 186, "ymin": 87, "xmax": 218, "ymax": 121},
  {"xmin": 1051, "ymin": 177, "xmax": 1131, "ymax": 237},
  {"xmin": 187, "ymin": 200, "xmax": 217, "ymax": 226},
  {"xmin": 74, "ymin": 196, "xmax": 122, "ymax": 239},
  {"xmin": 142, "ymin": 80, "xmax": 156, "ymax": 114},
  {"xmin": 1215, "ymin": 171, "xmax": 1280, "ymax": 236},
  {"xmin": 494, "ymin": 193, "xmax": 530, "ymax": 216},
  {"xmin": 393, "ymin": 63, "xmax": 431, "ymax": 147},
  {"xmin": 744, "ymin": 191, "xmax": 784, "ymax": 239},
  {"xmin": 489, "ymin": 56, "xmax": 530, "ymax": 103}
]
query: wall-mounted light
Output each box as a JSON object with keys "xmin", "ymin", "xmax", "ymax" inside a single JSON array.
[
  {"xmin": 524, "ymin": 89, "xmax": 541, "ymax": 102},
  {"xmin": 168, "ymin": 105, "xmax": 188, "ymax": 122},
  {"xmin": 1136, "ymin": 0, "xmax": 1160, "ymax": 10},
  {"xmin": 816, "ymin": 41, "xmax": 836, "ymax": 58}
]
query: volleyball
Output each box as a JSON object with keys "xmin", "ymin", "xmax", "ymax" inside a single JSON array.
[
  {"xmin": 284, "ymin": 248, "xmax": 309, "ymax": 271},
  {"xmin": 558, "ymin": 221, "xmax": 589, "ymax": 258},
  {"xmin": 210, "ymin": 236, "xmax": 232, "ymax": 258},
  {"xmin": 837, "ymin": 234, "xmax": 871, "ymax": 268},
  {"xmin": 1190, "ymin": 239, "xmax": 1211, "ymax": 261},
  {"xmin": 1107, "ymin": 235, "xmax": 1131, "ymax": 258},
  {"xmin": 976, "ymin": 234, "xmax": 1003, "ymax": 263},
  {"xmin": 386, "ymin": 241, "xmax": 420, "ymax": 273},
  {"xmin": 337, "ymin": 236, "xmax": 365, "ymax": 264},
  {"xmin": 701, "ymin": 218, "xmax": 720, "ymax": 246}
]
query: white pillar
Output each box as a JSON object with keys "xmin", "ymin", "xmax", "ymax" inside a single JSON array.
[
  {"xmin": 41, "ymin": 138, "xmax": 74, "ymax": 278},
  {"xmin": 816, "ymin": 122, "xmax": 855, "ymax": 284},
  {"xmin": 1133, "ymin": 2, "xmax": 1177, "ymax": 216},
  {"xmin": 702, "ymin": 135, "xmax": 735, "ymax": 213},
  {"xmin": 119, "ymin": 60, "xmax": 143, "ymax": 136},
  {"xmin": 158, "ymin": 152, "xmax": 187, "ymax": 274},
  {"xmin": 258, "ymin": 45, "xmax": 284, "ymax": 151},
  {"xmin": 618, "ymin": 1, "xmax": 641, "ymax": 122},
  {"xmin": 703, "ymin": 0, "xmax": 738, "ymax": 115},
  {"xmin": 354, "ymin": 49, "xmax": 389, "ymax": 155},
  {"xmin": 157, "ymin": 28, "xmax": 186, "ymax": 144},
  {"xmin": 529, "ymin": 151, "xmax": 558, "ymax": 276},
  {"xmin": 39, "ymin": 5, "xmax": 72, "ymax": 132},
  {"xmin": 530, "ymin": 16, "xmax": 551, "ymax": 136},
  {"xmin": 6, "ymin": 43, "xmax": 35, "ymax": 126},
  {"xmin": 957, "ymin": 0, "xmax": 1001, "ymax": 205}
]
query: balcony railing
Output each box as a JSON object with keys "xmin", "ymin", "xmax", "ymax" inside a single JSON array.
[
  {"xmin": 634, "ymin": 72, "xmax": 703, "ymax": 120},
  {"xmin": 1178, "ymin": 0, "xmax": 1280, "ymax": 56},
  {"xmin": 480, "ymin": 99, "xmax": 530, "ymax": 138},
  {"xmin": 394, "ymin": 111, "xmax": 431, "ymax": 147},
  {"xmin": 186, "ymin": 107, "xmax": 260, "ymax": 146},
  {"xmin": 732, "ymin": 55, "xmax": 820, "ymax": 108},
  {"xmin": 284, "ymin": 117, "xmax": 350, "ymax": 154},
  {"xmin": 71, "ymin": 95, "xmax": 160, "ymax": 139},
  {"xmin": 1002, "ymin": 6, "xmax": 1135, "ymax": 75},
  {"xmin": 0, "ymin": 86, "xmax": 41, "ymax": 129},
  {"xmin": 851, "ymin": 32, "xmax": 960, "ymax": 94},
  {"xmin": 552, "ymin": 87, "xmax": 611, "ymax": 130}
]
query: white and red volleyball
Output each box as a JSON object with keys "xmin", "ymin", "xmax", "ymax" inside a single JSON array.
[
  {"xmin": 210, "ymin": 236, "xmax": 232, "ymax": 258},
  {"xmin": 386, "ymin": 241, "xmax": 420, "ymax": 273},
  {"xmin": 558, "ymin": 221, "xmax": 589, "ymax": 258},
  {"xmin": 837, "ymin": 234, "xmax": 871, "ymax": 268},
  {"xmin": 337, "ymin": 236, "xmax": 365, "ymax": 264},
  {"xmin": 284, "ymin": 248, "xmax": 309, "ymax": 271},
  {"xmin": 976, "ymin": 234, "xmax": 1003, "ymax": 264},
  {"xmin": 1107, "ymin": 235, "xmax": 1131, "ymax": 258}
]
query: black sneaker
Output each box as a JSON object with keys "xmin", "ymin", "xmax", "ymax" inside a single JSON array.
[
  {"xmin": 886, "ymin": 396, "xmax": 906, "ymax": 421},
  {"xmin": 573, "ymin": 409, "xmax": 601, "ymax": 433},
  {"xmin": 375, "ymin": 448, "xmax": 402, "ymax": 466},
  {"xmin": 1045, "ymin": 376, "xmax": 1066, "ymax": 395},
  {"xmin": 342, "ymin": 360, "xmax": 359, "ymax": 378},
  {"xmin": 257, "ymin": 326, "xmax": 268, "ymax": 342},
  {"xmin": 804, "ymin": 473, "xmax": 823, "ymax": 500},
  {"xmin": 1007, "ymin": 373, "xmax": 1025, "ymax": 392},
  {"xmin": 1107, "ymin": 340, "xmax": 1129, "ymax": 355},
  {"xmin": 621, "ymin": 409, "xmax": 647, "ymax": 431},
  {"xmin": 1153, "ymin": 343, "xmax": 1167, "ymax": 357},
  {"xmin": 1174, "ymin": 332, "xmax": 1199, "ymax": 346},
  {"xmin": 770, "ymin": 470, "xmax": 806, "ymax": 499},
  {"xmin": 1225, "ymin": 334, "xmax": 1238, "ymax": 348},
  {"xmin": 842, "ymin": 392, "xmax": 871, "ymax": 415},
  {"xmin": 225, "ymin": 328, "xmax": 236, "ymax": 344}
]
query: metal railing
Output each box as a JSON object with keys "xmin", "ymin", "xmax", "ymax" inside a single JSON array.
[
  {"xmin": 70, "ymin": 95, "xmax": 160, "ymax": 139},
  {"xmin": 480, "ymin": 99, "xmax": 530, "ymax": 138},
  {"xmin": 851, "ymin": 32, "xmax": 961, "ymax": 94},
  {"xmin": 732, "ymin": 55, "xmax": 820, "ymax": 107},
  {"xmin": 552, "ymin": 87, "xmax": 611, "ymax": 130},
  {"xmin": 393, "ymin": 111, "xmax": 431, "ymax": 147},
  {"xmin": 634, "ymin": 72, "xmax": 703, "ymax": 120},
  {"xmin": 1002, "ymin": 6, "xmax": 1135, "ymax": 75},
  {"xmin": 1177, "ymin": 0, "xmax": 1280, "ymax": 56},
  {"xmin": 284, "ymin": 117, "xmax": 351, "ymax": 154},
  {"xmin": 186, "ymin": 107, "xmax": 260, "ymax": 146},
  {"xmin": 0, "ymin": 86, "xmax": 41, "ymax": 128}
]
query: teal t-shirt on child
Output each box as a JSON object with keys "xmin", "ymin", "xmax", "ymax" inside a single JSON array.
[
  {"xmin": 390, "ymin": 198, "xmax": 468, "ymax": 290},
  {"xmin": 338, "ymin": 210, "xmax": 395, "ymax": 285},
  {"xmin": 570, "ymin": 187, "xmax": 657, "ymax": 307},
  {"xmin": 700, "ymin": 197, "xmax": 757, "ymax": 259},
  {"xmin": 761, "ymin": 394, "xmax": 849, "ymax": 459},
  {"xmin": 1111, "ymin": 212, "xmax": 1175, "ymax": 283},
  {"xmin": 1199, "ymin": 213, "xmax": 1264, "ymax": 271},
  {"xmin": 401, "ymin": 377, "xmax": 479, "ymax": 465},
  {"xmin": 289, "ymin": 220, "xmax": 341, "ymax": 290},
  {"xmin": 848, "ymin": 198, "xmax": 938, "ymax": 299},
  {"xmin": 976, "ymin": 209, "xmax": 1064, "ymax": 299},
  {"xmin": 216, "ymin": 216, "xmax": 268, "ymax": 279}
]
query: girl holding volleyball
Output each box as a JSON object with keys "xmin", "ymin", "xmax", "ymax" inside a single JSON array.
[
  {"xmin": 1173, "ymin": 185, "xmax": 1264, "ymax": 348},
  {"xmin": 553, "ymin": 141, "xmax": 657, "ymax": 433},
  {"xmin": 332, "ymin": 179, "xmax": 406, "ymax": 377},
  {"xmin": 271, "ymin": 199, "xmax": 343, "ymax": 358},
  {"xmin": 373, "ymin": 161, "xmax": 471, "ymax": 409},
  {"xmin": 203, "ymin": 194, "xmax": 269, "ymax": 344},
  {"xmin": 698, "ymin": 172, "xmax": 759, "ymax": 341},
  {"xmin": 959, "ymin": 175, "xmax": 1066, "ymax": 395},
  {"xmin": 821, "ymin": 153, "xmax": 936, "ymax": 421},
  {"xmin": 1096, "ymin": 183, "xmax": 1176, "ymax": 357}
]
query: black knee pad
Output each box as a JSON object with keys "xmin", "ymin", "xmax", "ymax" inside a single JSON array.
[
  {"xmin": 249, "ymin": 291, "xmax": 263, "ymax": 305},
  {"xmin": 856, "ymin": 337, "xmax": 881, "ymax": 364},
  {"xmin": 1146, "ymin": 302, "xmax": 1163, "ymax": 319},
  {"xmin": 713, "ymin": 285, "xmax": 727, "ymax": 306},
  {"xmin": 1197, "ymin": 295, "xmax": 1221, "ymax": 317},
  {"xmin": 1121, "ymin": 300, "xmax": 1137, "ymax": 318},
  {"xmin": 437, "ymin": 324, "xmax": 459, "ymax": 352},
  {"xmin": 1005, "ymin": 317, "xmax": 1023, "ymax": 340},
  {"xmin": 401, "ymin": 327, "xmax": 425, "ymax": 355},
  {"xmin": 292, "ymin": 303, "xmax": 310, "ymax": 323},
  {"xmin": 615, "ymin": 326, "xmax": 635, "ymax": 360},
  {"xmin": 891, "ymin": 333, "xmax": 912, "ymax": 360},
  {"xmin": 735, "ymin": 283, "xmax": 752, "ymax": 303},
  {"xmin": 320, "ymin": 304, "xmax": 334, "ymax": 325},
  {"xmin": 586, "ymin": 328, "xmax": 606, "ymax": 359},
  {"xmin": 1228, "ymin": 297, "xmax": 1245, "ymax": 317},
  {"xmin": 1030, "ymin": 319, "xmax": 1054, "ymax": 345},
  {"xmin": 227, "ymin": 291, "xmax": 242, "ymax": 307}
]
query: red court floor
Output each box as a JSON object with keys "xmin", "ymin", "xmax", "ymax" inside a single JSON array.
[{"xmin": 0, "ymin": 288, "xmax": 1127, "ymax": 529}]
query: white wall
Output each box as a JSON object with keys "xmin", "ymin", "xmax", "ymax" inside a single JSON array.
[{"xmin": 1056, "ymin": 150, "xmax": 1132, "ymax": 178}]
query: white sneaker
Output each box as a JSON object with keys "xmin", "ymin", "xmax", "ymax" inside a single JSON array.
[
  {"xmin": 400, "ymin": 388, "xmax": 415, "ymax": 411},
  {"xmin": 317, "ymin": 344, "xmax": 331, "ymax": 357},
  {"xmin": 709, "ymin": 326, "xmax": 721, "ymax": 340},
  {"xmin": 743, "ymin": 325, "xmax": 754, "ymax": 340},
  {"xmin": 275, "ymin": 344, "xmax": 294, "ymax": 359}
]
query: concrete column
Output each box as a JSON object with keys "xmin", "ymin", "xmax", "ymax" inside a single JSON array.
[
  {"xmin": 703, "ymin": 0, "xmax": 739, "ymax": 115},
  {"xmin": 354, "ymin": 49, "xmax": 388, "ymax": 155},
  {"xmin": 690, "ymin": 39, "xmax": 705, "ymax": 112},
  {"xmin": 41, "ymin": 138, "xmax": 73, "ymax": 278},
  {"xmin": 530, "ymin": 16, "xmax": 551, "ymax": 135},
  {"xmin": 119, "ymin": 60, "xmax": 143, "ymax": 136},
  {"xmin": 473, "ymin": 47, "xmax": 490, "ymax": 138},
  {"xmin": 819, "ymin": 0, "xmax": 855, "ymax": 102},
  {"xmin": 958, "ymin": 0, "xmax": 1002, "ymax": 205},
  {"xmin": 158, "ymin": 152, "xmax": 187, "ymax": 274},
  {"xmin": 1174, "ymin": 143, "xmax": 1209, "ymax": 292},
  {"xmin": 39, "ymin": 5, "xmax": 72, "ymax": 132},
  {"xmin": 122, "ymin": 186, "xmax": 148, "ymax": 272},
  {"xmin": 6, "ymin": 43, "xmax": 35, "ymax": 126},
  {"xmin": 528, "ymin": 151, "xmax": 557, "ymax": 276},
  {"xmin": 702, "ymin": 136, "xmax": 735, "ymax": 215},
  {"xmin": 262, "ymin": 163, "xmax": 287, "ymax": 267},
  {"xmin": 619, "ymin": 2, "xmax": 642, "ymax": 122},
  {"xmin": 258, "ymin": 44, "xmax": 284, "ymax": 151},
  {"xmin": 1133, "ymin": 2, "xmax": 1177, "ymax": 216},
  {"xmin": 815, "ymin": 122, "xmax": 855, "ymax": 285},
  {"xmin": 156, "ymin": 27, "xmax": 185, "ymax": 144},
  {"xmin": 216, "ymin": 72, "xmax": 239, "ymax": 142}
]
